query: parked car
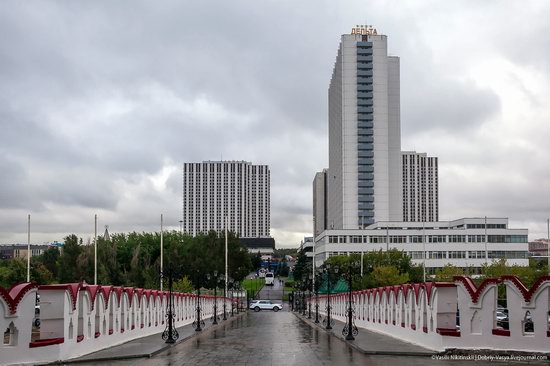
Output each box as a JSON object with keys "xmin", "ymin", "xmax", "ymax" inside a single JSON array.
[
  {"xmin": 249, "ymin": 300, "xmax": 283, "ymax": 312},
  {"xmin": 496, "ymin": 310, "xmax": 509, "ymax": 329}
]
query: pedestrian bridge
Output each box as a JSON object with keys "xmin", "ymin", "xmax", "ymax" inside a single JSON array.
[
  {"xmin": 314, "ymin": 275, "xmax": 550, "ymax": 353},
  {"xmin": 1, "ymin": 275, "xmax": 550, "ymax": 365},
  {"xmin": 0, "ymin": 283, "xmax": 226, "ymax": 365}
]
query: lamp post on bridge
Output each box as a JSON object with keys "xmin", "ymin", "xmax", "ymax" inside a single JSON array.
[
  {"xmin": 322, "ymin": 263, "xmax": 338, "ymax": 330},
  {"xmin": 160, "ymin": 264, "xmax": 179, "ymax": 343},
  {"xmin": 193, "ymin": 269, "xmax": 205, "ymax": 332},
  {"xmin": 342, "ymin": 257, "xmax": 359, "ymax": 341},
  {"xmin": 314, "ymin": 268, "xmax": 322, "ymax": 324},
  {"xmin": 307, "ymin": 274, "xmax": 313, "ymax": 319},
  {"xmin": 206, "ymin": 271, "xmax": 222, "ymax": 325},
  {"xmin": 228, "ymin": 279, "xmax": 234, "ymax": 317}
]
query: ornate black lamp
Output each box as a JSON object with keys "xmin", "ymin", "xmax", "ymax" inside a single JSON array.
[
  {"xmin": 342, "ymin": 258, "xmax": 359, "ymax": 341},
  {"xmin": 323, "ymin": 263, "xmax": 339, "ymax": 330},
  {"xmin": 160, "ymin": 264, "xmax": 179, "ymax": 343}
]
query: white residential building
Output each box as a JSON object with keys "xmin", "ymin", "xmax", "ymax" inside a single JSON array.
[
  {"xmin": 327, "ymin": 25, "xmax": 402, "ymax": 231},
  {"xmin": 402, "ymin": 151, "xmax": 439, "ymax": 222},
  {"xmin": 314, "ymin": 218, "xmax": 528, "ymax": 273},
  {"xmin": 182, "ymin": 161, "xmax": 270, "ymax": 238}
]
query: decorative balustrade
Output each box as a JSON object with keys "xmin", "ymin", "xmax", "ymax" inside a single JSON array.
[
  {"xmin": 0, "ymin": 282, "xmax": 227, "ymax": 365},
  {"xmin": 313, "ymin": 275, "xmax": 550, "ymax": 353}
]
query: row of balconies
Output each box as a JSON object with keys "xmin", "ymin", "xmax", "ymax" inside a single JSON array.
[
  {"xmin": 358, "ymin": 135, "xmax": 374, "ymax": 143},
  {"xmin": 358, "ymin": 187, "xmax": 374, "ymax": 195},
  {"xmin": 358, "ymin": 69, "xmax": 373, "ymax": 77},
  {"xmin": 358, "ymin": 119, "xmax": 373, "ymax": 128},
  {"xmin": 358, "ymin": 180, "xmax": 374, "ymax": 188},
  {"xmin": 358, "ymin": 106, "xmax": 373, "ymax": 114},
  {"xmin": 358, "ymin": 150, "xmax": 374, "ymax": 158},
  {"xmin": 358, "ymin": 172, "xmax": 374, "ymax": 180},
  {"xmin": 357, "ymin": 91, "xmax": 373, "ymax": 99},
  {"xmin": 357, "ymin": 54, "xmax": 373, "ymax": 62},
  {"xmin": 357, "ymin": 84, "xmax": 373, "ymax": 91},
  {"xmin": 358, "ymin": 210, "xmax": 375, "ymax": 218}
]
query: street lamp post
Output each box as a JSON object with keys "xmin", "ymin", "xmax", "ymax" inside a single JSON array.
[
  {"xmin": 342, "ymin": 258, "xmax": 359, "ymax": 341},
  {"xmin": 194, "ymin": 270, "xmax": 204, "ymax": 332},
  {"xmin": 314, "ymin": 269, "xmax": 320, "ymax": 323},
  {"xmin": 207, "ymin": 271, "xmax": 221, "ymax": 325},
  {"xmin": 302, "ymin": 288, "xmax": 307, "ymax": 316},
  {"xmin": 222, "ymin": 276, "xmax": 228, "ymax": 320},
  {"xmin": 220, "ymin": 273, "xmax": 227, "ymax": 320},
  {"xmin": 161, "ymin": 264, "xmax": 179, "ymax": 343},
  {"xmin": 307, "ymin": 275, "xmax": 312, "ymax": 319},
  {"xmin": 228, "ymin": 280, "xmax": 234, "ymax": 317},
  {"xmin": 324, "ymin": 263, "xmax": 338, "ymax": 330}
]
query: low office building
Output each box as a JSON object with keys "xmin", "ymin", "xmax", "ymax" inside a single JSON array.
[
  {"xmin": 299, "ymin": 237, "xmax": 314, "ymax": 259},
  {"xmin": 240, "ymin": 237, "xmax": 275, "ymax": 256},
  {"xmin": 314, "ymin": 217, "xmax": 528, "ymax": 274},
  {"xmin": 529, "ymin": 239, "xmax": 549, "ymax": 258},
  {"xmin": 0, "ymin": 244, "xmax": 52, "ymax": 260}
]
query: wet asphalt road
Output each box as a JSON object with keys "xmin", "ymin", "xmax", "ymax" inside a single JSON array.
[{"xmin": 81, "ymin": 310, "xmax": 504, "ymax": 366}]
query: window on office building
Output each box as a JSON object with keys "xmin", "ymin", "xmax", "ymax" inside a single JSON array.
[
  {"xmin": 409, "ymin": 235, "xmax": 423, "ymax": 243},
  {"xmin": 449, "ymin": 235, "xmax": 466, "ymax": 243},
  {"xmin": 407, "ymin": 251, "xmax": 424, "ymax": 259},
  {"xmin": 370, "ymin": 236, "xmax": 386, "ymax": 244},
  {"xmin": 448, "ymin": 251, "xmax": 466, "ymax": 259},
  {"xmin": 351, "ymin": 235, "xmax": 362, "ymax": 243},
  {"xmin": 428, "ymin": 235, "xmax": 446, "ymax": 243},
  {"xmin": 468, "ymin": 251, "xmax": 485, "ymax": 259},
  {"xmin": 428, "ymin": 251, "xmax": 446, "ymax": 259},
  {"xmin": 390, "ymin": 235, "xmax": 407, "ymax": 244}
]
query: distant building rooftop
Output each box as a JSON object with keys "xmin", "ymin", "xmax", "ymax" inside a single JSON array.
[{"xmin": 240, "ymin": 237, "xmax": 275, "ymax": 249}]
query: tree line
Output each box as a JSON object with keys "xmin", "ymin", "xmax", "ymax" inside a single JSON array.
[
  {"xmin": 292, "ymin": 249, "xmax": 548, "ymax": 290},
  {"xmin": 0, "ymin": 230, "xmax": 252, "ymax": 291}
]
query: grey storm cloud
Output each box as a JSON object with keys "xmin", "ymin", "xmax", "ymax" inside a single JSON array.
[{"xmin": 1, "ymin": 0, "xmax": 549, "ymax": 245}]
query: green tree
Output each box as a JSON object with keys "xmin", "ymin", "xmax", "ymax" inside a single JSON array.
[
  {"xmin": 370, "ymin": 265, "xmax": 409, "ymax": 287},
  {"xmin": 58, "ymin": 234, "xmax": 83, "ymax": 283},
  {"xmin": 250, "ymin": 252, "xmax": 262, "ymax": 271},
  {"xmin": 39, "ymin": 247, "xmax": 60, "ymax": 279},
  {"xmin": 435, "ymin": 264, "xmax": 465, "ymax": 282},
  {"xmin": 408, "ymin": 264, "xmax": 425, "ymax": 283},
  {"xmin": 173, "ymin": 276, "xmax": 194, "ymax": 293},
  {"xmin": 0, "ymin": 259, "xmax": 26, "ymax": 288},
  {"xmin": 31, "ymin": 262, "xmax": 54, "ymax": 285}
]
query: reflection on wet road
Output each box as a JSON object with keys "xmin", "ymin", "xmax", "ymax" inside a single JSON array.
[
  {"xmin": 125, "ymin": 311, "xmax": 483, "ymax": 366},
  {"xmin": 137, "ymin": 311, "xmax": 369, "ymax": 366},
  {"xmin": 77, "ymin": 310, "xmax": 507, "ymax": 366}
]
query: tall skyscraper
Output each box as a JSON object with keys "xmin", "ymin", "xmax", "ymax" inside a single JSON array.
[
  {"xmin": 402, "ymin": 151, "xmax": 439, "ymax": 222},
  {"xmin": 313, "ymin": 170, "xmax": 328, "ymax": 237},
  {"xmin": 327, "ymin": 25, "xmax": 402, "ymax": 230},
  {"xmin": 182, "ymin": 161, "xmax": 270, "ymax": 238}
]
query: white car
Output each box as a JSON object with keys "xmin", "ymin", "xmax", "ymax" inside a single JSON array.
[
  {"xmin": 249, "ymin": 300, "xmax": 283, "ymax": 312},
  {"xmin": 265, "ymin": 272, "xmax": 274, "ymax": 286}
]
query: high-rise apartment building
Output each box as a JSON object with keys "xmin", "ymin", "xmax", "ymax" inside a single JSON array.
[
  {"xmin": 327, "ymin": 25, "xmax": 402, "ymax": 230},
  {"xmin": 402, "ymin": 151, "xmax": 439, "ymax": 222},
  {"xmin": 182, "ymin": 161, "xmax": 270, "ymax": 238}
]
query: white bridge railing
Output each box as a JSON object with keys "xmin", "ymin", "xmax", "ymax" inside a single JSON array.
[
  {"xmin": 0, "ymin": 282, "xmax": 226, "ymax": 365},
  {"xmin": 314, "ymin": 275, "xmax": 550, "ymax": 353}
]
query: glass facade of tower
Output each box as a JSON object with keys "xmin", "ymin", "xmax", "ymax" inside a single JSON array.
[{"xmin": 356, "ymin": 40, "xmax": 375, "ymax": 227}]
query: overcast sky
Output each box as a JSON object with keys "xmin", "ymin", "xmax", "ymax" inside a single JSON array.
[{"xmin": 1, "ymin": 1, "xmax": 549, "ymax": 247}]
